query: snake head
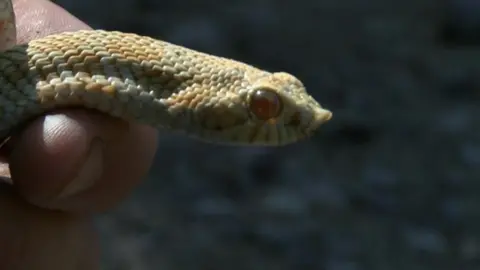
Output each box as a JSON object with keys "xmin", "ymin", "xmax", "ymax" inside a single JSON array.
[
  {"xmin": 162, "ymin": 67, "xmax": 331, "ymax": 146},
  {"xmin": 186, "ymin": 70, "xmax": 332, "ymax": 146}
]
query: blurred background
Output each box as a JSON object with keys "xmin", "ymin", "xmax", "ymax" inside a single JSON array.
[{"xmin": 52, "ymin": 0, "xmax": 480, "ymax": 269}]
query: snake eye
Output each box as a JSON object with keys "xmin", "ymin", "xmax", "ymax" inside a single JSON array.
[{"xmin": 249, "ymin": 88, "xmax": 283, "ymax": 120}]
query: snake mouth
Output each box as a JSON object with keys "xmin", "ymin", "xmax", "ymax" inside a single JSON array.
[
  {"xmin": 192, "ymin": 106, "xmax": 332, "ymax": 146},
  {"xmin": 211, "ymin": 115, "xmax": 330, "ymax": 146},
  {"xmin": 247, "ymin": 123, "xmax": 305, "ymax": 146}
]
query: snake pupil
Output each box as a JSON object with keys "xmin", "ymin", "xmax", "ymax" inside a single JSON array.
[{"xmin": 249, "ymin": 89, "xmax": 282, "ymax": 120}]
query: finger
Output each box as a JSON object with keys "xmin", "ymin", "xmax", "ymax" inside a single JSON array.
[
  {"xmin": 9, "ymin": 109, "xmax": 158, "ymax": 212},
  {"xmin": 4, "ymin": 0, "xmax": 159, "ymax": 212},
  {"xmin": 13, "ymin": 0, "xmax": 91, "ymax": 43}
]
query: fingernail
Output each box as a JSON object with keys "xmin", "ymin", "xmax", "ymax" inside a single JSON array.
[{"xmin": 57, "ymin": 138, "xmax": 104, "ymax": 198}]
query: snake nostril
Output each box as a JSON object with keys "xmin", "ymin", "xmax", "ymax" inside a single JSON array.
[{"xmin": 289, "ymin": 111, "xmax": 301, "ymax": 126}]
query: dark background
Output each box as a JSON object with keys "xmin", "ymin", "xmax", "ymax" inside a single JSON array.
[{"xmin": 53, "ymin": 0, "xmax": 480, "ymax": 269}]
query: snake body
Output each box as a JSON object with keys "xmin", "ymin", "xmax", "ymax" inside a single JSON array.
[{"xmin": 0, "ymin": 0, "xmax": 332, "ymax": 146}]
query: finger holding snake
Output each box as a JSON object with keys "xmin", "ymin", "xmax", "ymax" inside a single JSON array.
[
  {"xmin": 0, "ymin": 0, "xmax": 331, "ymax": 268},
  {"xmin": 1, "ymin": 0, "xmax": 159, "ymax": 212}
]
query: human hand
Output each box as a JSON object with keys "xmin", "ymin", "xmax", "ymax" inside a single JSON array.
[{"xmin": 0, "ymin": 0, "xmax": 158, "ymax": 268}]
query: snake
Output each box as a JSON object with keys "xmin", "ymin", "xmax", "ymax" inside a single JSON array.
[{"xmin": 0, "ymin": 0, "xmax": 332, "ymax": 147}]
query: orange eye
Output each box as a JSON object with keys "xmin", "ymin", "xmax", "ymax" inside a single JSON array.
[{"xmin": 249, "ymin": 88, "xmax": 282, "ymax": 120}]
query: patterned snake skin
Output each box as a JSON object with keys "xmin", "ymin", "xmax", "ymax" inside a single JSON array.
[{"xmin": 0, "ymin": 0, "xmax": 332, "ymax": 146}]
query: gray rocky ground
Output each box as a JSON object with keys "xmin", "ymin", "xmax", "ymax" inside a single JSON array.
[{"xmin": 51, "ymin": 0, "xmax": 480, "ymax": 269}]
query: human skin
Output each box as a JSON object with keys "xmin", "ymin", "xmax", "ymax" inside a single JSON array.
[{"xmin": 0, "ymin": 0, "xmax": 158, "ymax": 269}]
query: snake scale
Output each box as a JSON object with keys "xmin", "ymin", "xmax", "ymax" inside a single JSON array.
[{"xmin": 0, "ymin": 0, "xmax": 332, "ymax": 146}]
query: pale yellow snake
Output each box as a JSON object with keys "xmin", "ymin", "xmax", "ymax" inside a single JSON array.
[{"xmin": 0, "ymin": 0, "xmax": 332, "ymax": 146}]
